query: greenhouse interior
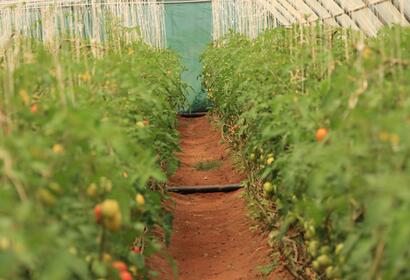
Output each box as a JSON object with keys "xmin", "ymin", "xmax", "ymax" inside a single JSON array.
[{"xmin": 0, "ymin": 0, "xmax": 409, "ymax": 279}]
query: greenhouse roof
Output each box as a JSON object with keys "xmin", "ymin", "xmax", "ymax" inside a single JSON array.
[
  {"xmin": 0, "ymin": 0, "xmax": 409, "ymax": 37},
  {"xmin": 260, "ymin": 0, "xmax": 409, "ymax": 36}
]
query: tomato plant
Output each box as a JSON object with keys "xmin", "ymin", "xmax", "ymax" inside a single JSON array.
[
  {"xmin": 202, "ymin": 25, "xmax": 410, "ymax": 279},
  {"xmin": 0, "ymin": 32, "xmax": 185, "ymax": 279}
]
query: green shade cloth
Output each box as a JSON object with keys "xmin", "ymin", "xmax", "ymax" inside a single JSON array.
[{"xmin": 165, "ymin": 2, "xmax": 212, "ymax": 112}]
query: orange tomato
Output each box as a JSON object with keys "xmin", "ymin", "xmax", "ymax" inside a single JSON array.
[
  {"xmin": 316, "ymin": 128, "xmax": 328, "ymax": 142},
  {"xmin": 30, "ymin": 104, "xmax": 38, "ymax": 113}
]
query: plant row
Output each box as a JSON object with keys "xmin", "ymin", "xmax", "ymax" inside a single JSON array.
[
  {"xmin": 0, "ymin": 34, "xmax": 184, "ymax": 279},
  {"xmin": 202, "ymin": 25, "xmax": 410, "ymax": 279}
]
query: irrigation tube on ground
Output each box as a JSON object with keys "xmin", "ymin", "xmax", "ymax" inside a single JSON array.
[{"xmin": 167, "ymin": 183, "xmax": 243, "ymax": 194}]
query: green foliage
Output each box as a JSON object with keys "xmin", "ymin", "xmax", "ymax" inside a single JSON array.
[
  {"xmin": 0, "ymin": 37, "xmax": 184, "ymax": 279},
  {"xmin": 202, "ymin": 25, "xmax": 410, "ymax": 279},
  {"xmin": 193, "ymin": 160, "xmax": 221, "ymax": 171}
]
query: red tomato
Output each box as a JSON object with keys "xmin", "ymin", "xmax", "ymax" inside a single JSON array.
[
  {"xmin": 132, "ymin": 247, "xmax": 141, "ymax": 254},
  {"xmin": 94, "ymin": 204, "xmax": 102, "ymax": 224},
  {"xmin": 120, "ymin": 271, "xmax": 133, "ymax": 280},
  {"xmin": 112, "ymin": 261, "xmax": 128, "ymax": 272}
]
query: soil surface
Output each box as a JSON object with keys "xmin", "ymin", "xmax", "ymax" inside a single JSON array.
[
  {"xmin": 150, "ymin": 116, "xmax": 291, "ymax": 280},
  {"xmin": 168, "ymin": 116, "xmax": 245, "ymax": 186}
]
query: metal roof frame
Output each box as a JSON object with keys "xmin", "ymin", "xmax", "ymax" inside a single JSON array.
[{"xmin": 267, "ymin": 0, "xmax": 409, "ymax": 36}]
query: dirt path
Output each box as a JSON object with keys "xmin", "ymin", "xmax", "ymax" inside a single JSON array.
[
  {"xmin": 168, "ymin": 116, "xmax": 244, "ymax": 186},
  {"xmin": 151, "ymin": 116, "xmax": 291, "ymax": 280}
]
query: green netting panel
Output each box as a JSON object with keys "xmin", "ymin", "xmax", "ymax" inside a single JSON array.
[{"xmin": 164, "ymin": 2, "xmax": 212, "ymax": 113}]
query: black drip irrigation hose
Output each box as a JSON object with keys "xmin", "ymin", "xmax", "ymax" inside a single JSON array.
[
  {"xmin": 178, "ymin": 111, "xmax": 208, "ymax": 118},
  {"xmin": 167, "ymin": 183, "xmax": 243, "ymax": 194}
]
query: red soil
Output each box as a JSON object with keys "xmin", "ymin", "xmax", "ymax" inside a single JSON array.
[
  {"xmin": 168, "ymin": 116, "xmax": 245, "ymax": 186},
  {"xmin": 149, "ymin": 116, "xmax": 292, "ymax": 280}
]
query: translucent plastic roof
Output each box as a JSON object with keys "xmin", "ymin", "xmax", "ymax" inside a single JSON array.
[
  {"xmin": 261, "ymin": 0, "xmax": 409, "ymax": 36},
  {"xmin": 1, "ymin": 0, "xmax": 409, "ymax": 38}
]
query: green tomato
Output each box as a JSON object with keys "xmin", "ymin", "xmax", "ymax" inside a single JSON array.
[
  {"xmin": 308, "ymin": 241, "xmax": 319, "ymax": 257},
  {"xmin": 49, "ymin": 182, "xmax": 63, "ymax": 194},
  {"xmin": 263, "ymin": 182, "xmax": 274, "ymax": 193},
  {"xmin": 36, "ymin": 188, "xmax": 56, "ymax": 207},
  {"xmin": 305, "ymin": 226, "xmax": 316, "ymax": 239},
  {"xmin": 335, "ymin": 243, "xmax": 344, "ymax": 255},
  {"xmin": 326, "ymin": 266, "xmax": 339, "ymax": 279},
  {"xmin": 320, "ymin": 245, "xmax": 330, "ymax": 254},
  {"xmin": 317, "ymin": 254, "xmax": 332, "ymax": 267},
  {"xmin": 312, "ymin": 260, "xmax": 320, "ymax": 271},
  {"xmin": 0, "ymin": 237, "xmax": 11, "ymax": 251}
]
